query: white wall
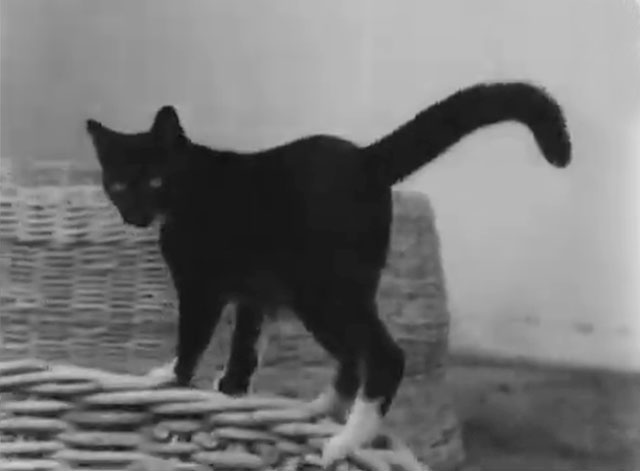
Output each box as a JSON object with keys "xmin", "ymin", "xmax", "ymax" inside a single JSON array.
[{"xmin": 2, "ymin": 0, "xmax": 639, "ymax": 372}]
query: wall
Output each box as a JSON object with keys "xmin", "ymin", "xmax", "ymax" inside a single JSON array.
[{"xmin": 2, "ymin": 0, "xmax": 639, "ymax": 372}]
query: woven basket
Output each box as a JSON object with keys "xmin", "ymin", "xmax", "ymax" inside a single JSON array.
[
  {"xmin": 0, "ymin": 358, "xmax": 434, "ymax": 471},
  {"xmin": 0, "ymin": 158, "xmax": 465, "ymax": 470}
]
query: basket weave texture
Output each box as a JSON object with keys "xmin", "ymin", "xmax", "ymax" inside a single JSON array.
[
  {"xmin": 0, "ymin": 358, "xmax": 432, "ymax": 471},
  {"xmin": 0, "ymin": 158, "xmax": 464, "ymax": 470}
]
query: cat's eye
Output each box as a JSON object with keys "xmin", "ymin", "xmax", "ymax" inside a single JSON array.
[
  {"xmin": 109, "ymin": 182, "xmax": 126, "ymax": 193},
  {"xmin": 148, "ymin": 177, "xmax": 163, "ymax": 189}
]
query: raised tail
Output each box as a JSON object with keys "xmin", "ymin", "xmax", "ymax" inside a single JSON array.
[{"xmin": 364, "ymin": 82, "xmax": 571, "ymax": 186}]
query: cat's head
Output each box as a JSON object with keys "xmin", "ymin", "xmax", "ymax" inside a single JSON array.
[{"xmin": 85, "ymin": 106, "xmax": 185, "ymax": 228}]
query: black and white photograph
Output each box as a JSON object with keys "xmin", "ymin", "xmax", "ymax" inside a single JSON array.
[{"xmin": 1, "ymin": 1, "xmax": 639, "ymax": 470}]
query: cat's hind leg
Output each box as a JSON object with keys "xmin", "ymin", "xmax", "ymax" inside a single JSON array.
[
  {"xmin": 320, "ymin": 299, "xmax": 405, "ymax": 466},
  {"xmin": 302, "ymin": 330, "xmax": 359, "ymax": 424}
]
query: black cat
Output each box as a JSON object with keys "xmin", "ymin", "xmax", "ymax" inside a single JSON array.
[{"xmin": 86, "ymin": 82, "xmax": 571, "ymax": 465}]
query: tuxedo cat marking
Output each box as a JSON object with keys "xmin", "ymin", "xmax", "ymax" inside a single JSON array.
[{"xmin": 86, "ymin": 82, "xmax": 571, "ymax": 465}]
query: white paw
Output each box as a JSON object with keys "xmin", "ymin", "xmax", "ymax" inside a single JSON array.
[
  {"xmin": 321, "ymin": 431, "xmax": 355, "ymax": 467},
  {"xmin": 321, "ymin": 397, "xmax": 382, "ymax": 466},
  {"xmin": 146, "ymin": 359, "xmax": 176, "ymax": 384},
  {"xmin": 212, "ymin": 374, "xmax": 222, "ymax": 391},
  {"xmin": 211, "ymin": 368, "xmax": 229, "ymax": 393}
]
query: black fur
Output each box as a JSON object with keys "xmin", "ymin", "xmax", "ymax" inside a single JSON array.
[{"xmin": 86, "ymin": 82, "xmax": 571, "ymax": 414}]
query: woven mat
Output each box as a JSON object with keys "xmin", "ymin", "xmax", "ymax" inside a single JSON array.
[{"xmin": 0, "ymin": 359, "xmax": 430, "ymax": 471}]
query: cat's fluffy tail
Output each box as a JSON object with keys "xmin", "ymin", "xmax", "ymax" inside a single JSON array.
[{"xmin": 364, "ymin": 82, "xmax": 571, "ymax": 186}]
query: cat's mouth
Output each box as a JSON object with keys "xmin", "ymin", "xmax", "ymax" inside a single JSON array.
[{"xmin": 123, "ymin": 212, "xmax": 155, "ymax": 228}]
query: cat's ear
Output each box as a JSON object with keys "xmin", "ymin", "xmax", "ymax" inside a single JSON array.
[
  {"xmin": 86, "ymin": 119, "xmax": 102, "ymax": 134},
  {"xmin": 86, "ymin": 119, "xmax": 109, "ymax": 142},
  {"xmin": 151, "ymin": 106, "xmax": 185, "ymax": 149},
  {"xmin": 85, "ymin": 119, "xmax": 111, "ymax": 161}
]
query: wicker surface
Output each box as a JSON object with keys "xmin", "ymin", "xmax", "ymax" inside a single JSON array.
[
  {"xmin": 0, "ymin": 358, "xmax": 430, "ymax": 471},
  {"xmin": 0, "ymin": 158, "xmax": 465, "ymax": 470}
]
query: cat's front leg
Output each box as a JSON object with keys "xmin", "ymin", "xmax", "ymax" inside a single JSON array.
[
  {"xmin": 172, "ymin": 280, "xmax": 226, "ymax": 387},
  {"xmin": 214, "ymin": 303, "xmax": 268, "ymax": 396}
]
